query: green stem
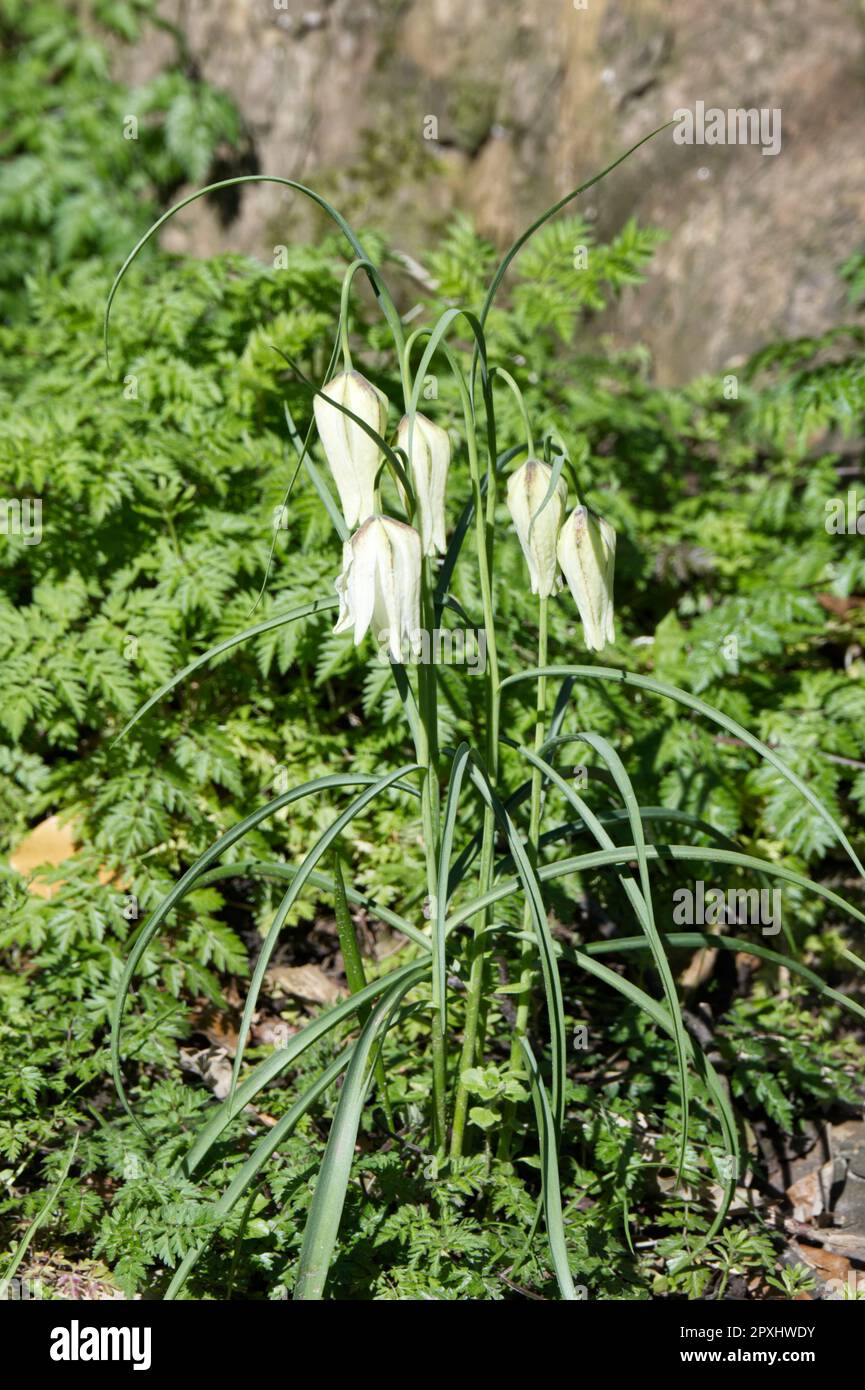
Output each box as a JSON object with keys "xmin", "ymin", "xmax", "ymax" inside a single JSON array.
[
  {"xmin": 491, "ymin": 367, "xmax": 534, "ymax": 458},
  {"xmin": 449, "ymin": 377, "xmax": 501, "ymax": 1159},
  {"xmin": 337, "ymin": 262, "xmax": 360, "ymax": 371},
  {"xmin": 498, "ymin": 596, "xmax": 548, "ymax": 1160},
  {"xmin": 380, "ymin": 337, "xmax": 442, "ymax": 1147},
  {"xmin": 397, "ymin": 331, "xmax": 501, "ymax": 1160},
  {"xmin": 418, "ymin": 562, "xmax": 446, "ymax": 1152}
]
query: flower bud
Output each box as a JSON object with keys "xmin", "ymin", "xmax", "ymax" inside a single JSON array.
[
  {"xmin": 334, "ymin": 516, "xmax": 422, "ymax": 664},
  {"xmin": 556, "ymin": 505, "xmax": 616, "ymax": 651},
  {"xmin": 314, "ymin": 371, "xmax": 389, "ymax": 529},
  {"xmin": 396, "ymin": 413, "xmax": 450, "ymax": 557},
  {"xmin": 506, "ymin": 459, "xmax": 567, "ymax": 598}
]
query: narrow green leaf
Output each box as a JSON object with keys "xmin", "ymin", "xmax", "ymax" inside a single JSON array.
[
  {"xmin": 3, "ymin": 1134, "xmax": 79, "ymax": 1285},
  {"xmin": 502, "ymin": 665, "xmax": 865, "ymax": 883},
  {"xmin": 165, "ymin": 1051, "xmax": 350, "ymax": 1299},
  {"xmin": 519, "ymin": 1039, "xmax": 578, "ymax": 1301},
  {"xmin": 435, "ymin": 743, "xmax": 472, "ymax": 1030},
  {"xmin": 467, "ymin": 755, "xmax": 567, "ymax": 1135},
  {"xmin": 227, "ymin": 763, "xmax": 422, "ymax": 1106},
  {"xmin": 532, "ymin": 732, "xmax": 691, "ymax": 1177},
  {"xmin": 586, "ymin": 932, "xmax": 865, "ymax": 1025},
  {"xmin": 294, "ymin": 975, "xmax": 418, "ymax": 1300},
  {"xmin": 112, "ymin": 595, "xmax": 339, "ymax": 744},
  {"xmin": 477, "ymin": 122, "xmax": 674, "ymax": 335},
  {"xmin": 331, "ymin": 844, "xmax": 394, "ymax": 1130},
  {"xmin": 445, "ymin": 844, "xmax": 865, "ymax": 939},
  {"xmin": 105, "ymin": 175, "xmax": 406, "ymax": 369},
  {"xmin": 194, "ymin": 860, "xmax": 430, "ymax": 950},
  {"xmin": 565, "ymin": 948, "xmax": 739, "ymax": 1243},
  {"xmin": 111, "ymin": 769, "xmax": 419, "ymax": 1124},
  {"xmin": 184, "ymin": 962, "xmax": 429, "ymax": 1174}
]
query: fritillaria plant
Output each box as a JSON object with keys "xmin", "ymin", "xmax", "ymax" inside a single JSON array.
[{"xmin": 103, "ymin": 127, "xmax": 865, "ymax": 1300}]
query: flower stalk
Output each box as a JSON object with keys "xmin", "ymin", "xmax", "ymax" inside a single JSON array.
[
  {"xmin": 101, "ymin": 129, "xmax": 842, "ymax": 1303},
  {"xmin": 449, "ymin": 372, "xmax": 506, "ymax": 1159},
  {"xmin": 498, "ymin": 595, "xmax": 549, "ymax": 1160},
  {"xmin": 418, "ymin": 555, "xmax": 446, "ymax": 1151}
]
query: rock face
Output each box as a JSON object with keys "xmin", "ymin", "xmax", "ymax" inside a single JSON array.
[{"xmin": 116, "ymin": 0, "xmax": 865, "ymax": 381}]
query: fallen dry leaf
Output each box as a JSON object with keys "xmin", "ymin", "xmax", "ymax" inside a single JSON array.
[
  {"xmin": 786, "ymin": 1170, "xmax": 823, "ymax": 1223},
  {"xmin": 817, "ymin": 593, "xmax": 865, "ymax": 618},
  {"xmin": 794, "ymin": 1242, "xmax": 850, "ymax": 1282},
  {"xmin": 9, "ymin": 814, "xmax": 124, "ymax": 896},
  {"xmin": 9, "ymin": 815, "xmax": 79, "ymax": 898},
  {"xmin": 679, "ymin": 945, "xmax": 717, "ymax": 990},
  {"xmin": 191, "ymin": 1004, "xmax": 240, "ymax": 1054},
  {"xmin": 265, "ymin": 963, "xmax": 344, "ymax": 1005},
  {"xmin": 178, "ymin": 1046, "xmax": 233, "ymax": 1100}
]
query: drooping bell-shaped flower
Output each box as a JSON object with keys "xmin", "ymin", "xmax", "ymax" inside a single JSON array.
[
  {"xmin": 334, "ymin": 516, "xmax": 422, "ymax": 663},
  {"xmin": 396, "ymin": 413, "xmax": 450, "ymax": 557},
  {"xmin": 314, "ymin": 371, "xmax": 389, "ymax": 529},
  {"xmin": 506, "ymin": 459, "xmax": 567, "ymax": 598},
  {"xmin": 557, "ymin": 505, "xmax": 616, "ymax": 651}
]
